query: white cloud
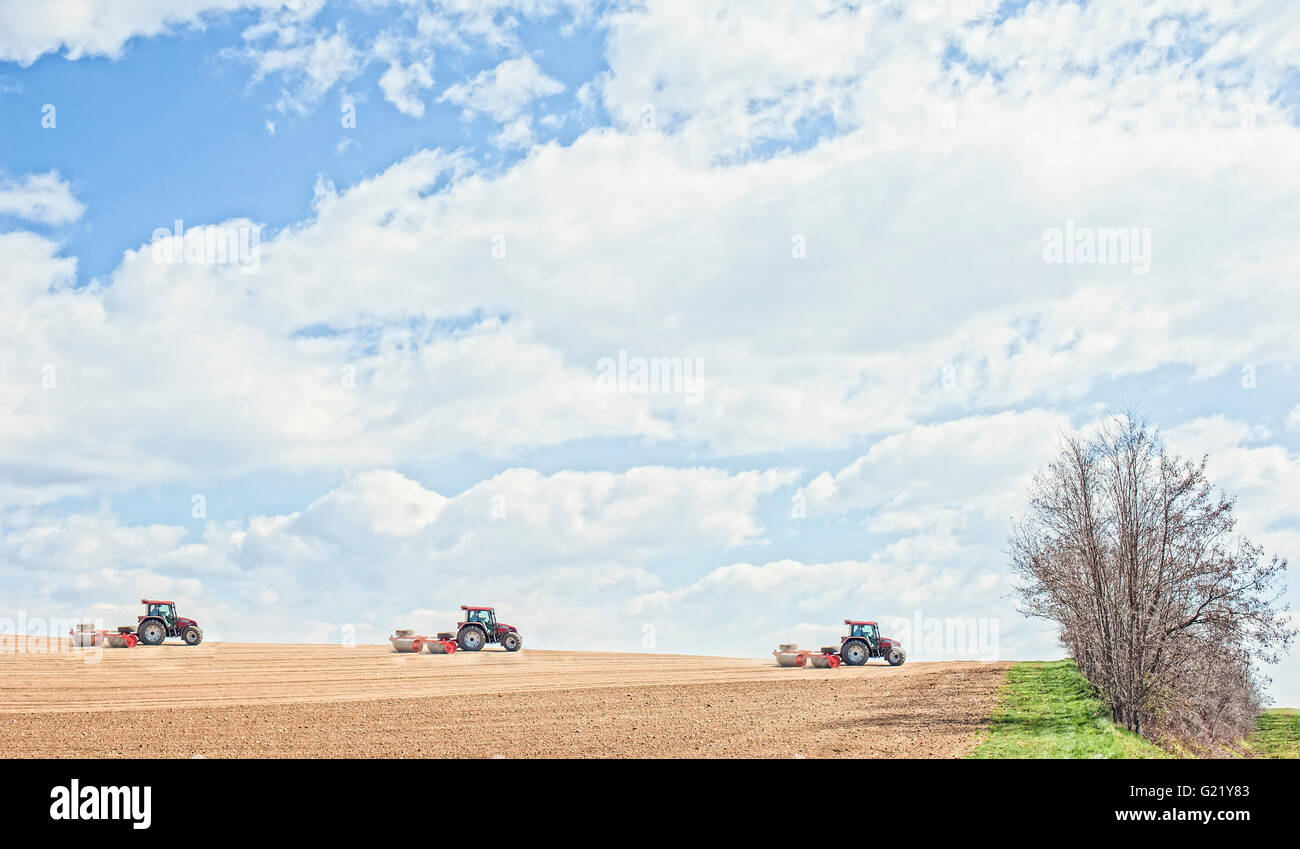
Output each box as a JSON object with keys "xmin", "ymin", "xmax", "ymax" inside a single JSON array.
[
  {"xmin": 378, "ymin": 57, "xmax": 434, "ymax": 116},
  {"xmin": 244, "ymin": 25, "xmax": 364, "ymax": 114},
  {"xmin": 1166, "ymin": 415, "xmax": 1300, "ymax": 539},
  {"xmin": 803, "ymin": 410, "xmax": 1073, "ymax": 533},
  {"xmin": 0, "ymin": 0, "xmax": 311, "ymax": 65},
  {"xmin": 0, "ymin": 172, "xmax": 84, "ymax": 224},
  {"xmin": 440, "ymin": 55, "xmax": 563, "ymax": 122},
  {"xmin": 490, "ymin": 114, "xmax": 534, "ymax": 148},
  {"xmin": 3, "ymin": 60, "xmax": 1299, "ymax": 497}
]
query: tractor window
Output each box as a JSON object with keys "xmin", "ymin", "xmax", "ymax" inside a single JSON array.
[{"xmin": 851, "ymin": 624, "xmax": 879, "ymax": 644}]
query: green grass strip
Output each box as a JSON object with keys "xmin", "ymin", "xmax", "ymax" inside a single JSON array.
[{"xmin": 969, "ymin": 659, "xmax": 1169, "ymax": 759}]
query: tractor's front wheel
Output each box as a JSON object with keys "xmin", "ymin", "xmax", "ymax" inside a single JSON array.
[
  {"xmin": 501, "ymin": 632, "xmax": 522, "ymax": 652},
  {"xmin": 183, "ymin": 626, "xmax": 203, "ymax": 646},
  {"xmin": 457, "ymin": 626, "xmax": 485, "ymax": 651},
  {"xmin": 841, "ymin": 641, "xmax": 868, "ymax": 666},
  {"xmin": 886, "ymin": 647, "xmax": 906, "ymax": 666},
  {"xmin": 138, "ymin": 620, "xmax": 166, "ymax": 646}
]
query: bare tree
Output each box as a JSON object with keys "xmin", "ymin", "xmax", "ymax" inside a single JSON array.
[{"xmin": 1010, "ymin": 413, "xmax": 1293, "ymax": 746}]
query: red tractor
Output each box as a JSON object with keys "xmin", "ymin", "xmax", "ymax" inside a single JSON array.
[
  {"xmin": 135, "ymin": 599, "xmax": 204, "ymax": 646},
  {"xmin": 453, "ymin": 605, "xmax": 522, "ymax": 652},
  {"xmin": 836, "ymin": 619, "xmax": 905, "ymax": 666}
]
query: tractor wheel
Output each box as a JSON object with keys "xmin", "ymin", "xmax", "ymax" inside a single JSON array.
[
  {"xmin": 457, "ymin": 626, "xmax": 485, "ymax": 652},
  {"xmin": 501, "ymin": 632, "xmax": 522, "ymax": 652},
  {"xmin": 138, "ymin": 620, "xmax": 166, "ymax": 646},
  {"xmin": 183, "ymin": 626, "xmax": 203, "ymax": 646},
  {"xmin": 887, "ymin": 647, "xmax": 906, "ymax": 666},
  {"xmin": 841, "ymin": 640, "xmax": 868, "ymax": 666}
]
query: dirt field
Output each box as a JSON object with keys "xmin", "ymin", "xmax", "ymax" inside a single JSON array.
[{"xmin": 0, "ymin": 639, "xmax": 1011, "ymax": 758}]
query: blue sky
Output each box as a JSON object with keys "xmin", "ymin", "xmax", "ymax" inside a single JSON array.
[{"xmin": 0, "ymin": 0, "xmax": 1298, "ymax": 705}]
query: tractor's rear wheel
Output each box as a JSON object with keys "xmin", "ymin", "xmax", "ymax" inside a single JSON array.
[
  {"xmin": 887, "ymin": 647, "xmax": 906, "ymax": 666},
  {"xmin": 138, "ymin": 620, "xmax": 166, "ymax": 646},
  {"xmin": 183, "ymin": 626, "xmax": 203, "ymax": 646},
  {"xmin": 457, "ymin": 626, "xmax": 485, "ymax": 652},
  {"xmin": 841, "ymin": 641, "xmax": 868, "ymax": 666},
  {"xmin": 501, "ymin": 632, "xmax": 522, "ymax": 652}
]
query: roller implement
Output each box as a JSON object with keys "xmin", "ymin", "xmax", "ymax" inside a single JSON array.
[
  {"xmin": 772, "ymin": 644, "xmax": 841, "ymax": 668},
  {"xmin": 68, "ymin": 623, "xmax": 112, "ymax": 647},
  {"xmin": 388, "ymin": 629, "xmax": 458, "ymax": 654}
]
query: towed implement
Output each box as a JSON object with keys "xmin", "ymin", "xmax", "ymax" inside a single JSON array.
[
  {"xmin": 772, "ymin": 643, "xmax": 841, "ymax": 668},
  {"xmin": 389, "ymin": 629, "xmax": 458, "ymax": 654},
  {"xmin": 69, "ymin": 624, "xmax": 141, "ymax": 648}
]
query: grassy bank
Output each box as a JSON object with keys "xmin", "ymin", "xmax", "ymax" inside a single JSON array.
[
  {"xmin": 968, "ymin": 660, "xmax": 1168, "ymax": 759},
  {"xmin": 1246, "ymin": 708, "xmax": 1300, "ymax": 758}
]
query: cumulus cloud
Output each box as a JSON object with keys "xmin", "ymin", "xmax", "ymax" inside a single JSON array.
[
  {"xmin": 0, "ymin": 172, "xmax": 84, "ymax": 224},
  {"xmin": 378, "ymin": 57, "xmax": 434, "ymax": 116},
  {"xmin": 243, "ymin": 24, "xmax": 365, "ymax": 113},
  {"xmin": 0, "ymin": 0, "xmax": 309, "ymax": 65},
  {"xmin": 803, "ymin": 410, "xmax": 1073, "ymax": 533},
  {"xmin": 440, "ymin": 55, "xmax": 563, "ymax": 122}
]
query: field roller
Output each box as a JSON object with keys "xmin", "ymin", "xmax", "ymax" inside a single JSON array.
[
  {"xmin": 773, "ymin": 644, "xmax": 810, "ymax": 667},
  {"xmin": 68, "ymin": 623, "xmax": 109, "ymax": 647},
  {"xmin": 389, "ymin": 629, "xmax": 457, "ymax": 654},
  {"xmin": 106, "ymin": 626, "xmax": 139, "ymax": 648},
  {"xmin": 772, "ymin": 643, "xmax": 840, "ymax": 668}
]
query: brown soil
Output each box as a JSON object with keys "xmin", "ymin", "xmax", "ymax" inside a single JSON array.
[{"xmin": 0, "ymin": 639, "xmax": 1011, "ymax": 758}]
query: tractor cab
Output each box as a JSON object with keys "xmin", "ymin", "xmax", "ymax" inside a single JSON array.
[
  {"xmin": 144, "ymin": 601, "xmax": 177, "ymax": 629},
  {"xmin": 846, "ymin": 620, "xmax": 879, "ymax": 648},
  {"xmin": 462, "ymin": 606, "xmax": 497, "ymax": 631}
]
